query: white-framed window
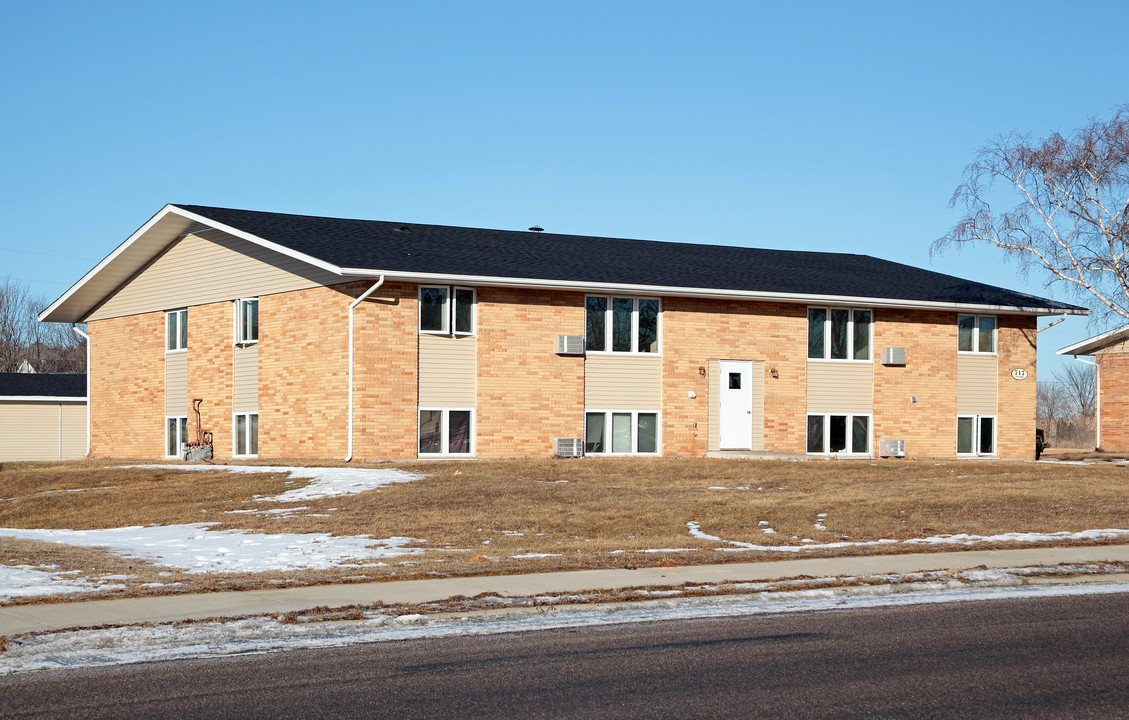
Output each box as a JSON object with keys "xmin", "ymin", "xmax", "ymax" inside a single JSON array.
[
  {"xmin": 807, "ymin": 307, "xmax": 872, "ymax": 361},
  {"xmin": 807, "ymin": 413, "xmax": 871, "ymax": 454},
  {"xmin": 957, "ymin": 415, "xmax": 995, "ymax": 455},
  {"xmin": 584, "ymin": 410, "xmax": 660, "ymax": 455},
  {"xmin": 418, "ymin": 408, "xmax": 474, "ymax": 455},
  {"xmin": 166, "ymin": 309, "xmax": 187, "ymax": 352},
  {"xmin": 585, "ymin": 296, "xmax": 660, "ymax": 354},
  {"xmin": 166, "ymin": 416, "xmax": 188, "ymax": 458},
  {"xmin": 419, "ymin": 286, "xmax": 475, "ymax": 335},
  {"xmin": 235, "ymin": 298, "xmax": 259, "ymax": 345},
  {"xmin": 958, "ymin": 315, "xmax": 996, "ymax": 353},
  {"xmin": 234, "ymin": 412, "xmax": 259, "ymax": 457}
]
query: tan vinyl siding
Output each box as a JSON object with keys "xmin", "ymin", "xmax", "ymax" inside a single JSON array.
[
  {"xmin": 233, "ymin": 344, "xmax": 259, "ymax": 412},
  {"xmin": 418, "ymin": 333, "xmax": 476, "ymax": 407},
  {"xmin": 88, "ymin": 229, "xmax": 341, "ymax": 321},
  {"xmin": 707, "ymin": 359, "xmax": 764, "ymax": 452},
  {"xmin": 165, "ymin": 351, "xmax": 187, "ymax": 416},
  {"xmin": 806, "ymin": 361, "xmax": 873, "ymax": 414},
  {"xmin": 584, "ymin": 354, "xmax": 662, "ymax": 408},
  {"xmin": 957, "ymin": 353, "xmax": 998, "ymax": 415},
  {"xmin": 0, "ymin": 401, "xmax": 86, "ymax": 461}
]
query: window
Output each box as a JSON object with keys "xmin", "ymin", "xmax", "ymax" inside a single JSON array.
[
  {"xmin": 585, "ymin": 296, "xmax": 660, "ymax": 353},
  {"xmin": 236, "ymin": 298, "xmax": 259, "ymax": 344},
  {"xmin": 166, "ymin": 416, "xmax": 187, "ymax": 458},
  {"xmin": 234, "ymin": 412, "xmax": 258, "ymax": 456},
  {"xmin": 807, "ymin": 413, "xmax": 870, "ymax": 454},
  {"xmin": 808, "ymin": 307, "xmax": 871, "ymax": 360},
  {"xmin": 957, "ymin": 415, "xmax": 995, "ymax": 455},
  {"xmin": 585, "ymin": 411, "xmax": 659, "ymax": 454},
  {"xmin": 418, "ymin": 409, "xmax": 474, "ymax": 455},
  {"xmin": 419, "ymin": 286, "xmax": 475, "ymax": 334},
  {"xmin": 958, "ymin": 315, "xmax": 995, "ymax": 353},
  {"xmin": 166, "ymin": 309, "xmax": 187, "ymax": 351}
]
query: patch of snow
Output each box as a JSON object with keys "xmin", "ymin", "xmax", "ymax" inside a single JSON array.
[
  {"xmin": 6, "ymin": 578, "xmax": 1129, "ymax": 674},
  {"xmin": 122, "ymin": 465, "xmax": 423, "ymax": 503},
  {"xmin": 0, "ymin": 525, "xmax": 426, "ymax": 574},
  {"xmin": 510, "ymin": 553, "xmax": 562, "ymax": 559},
  {"xmin": 0, "ymin": 565, "xmax": 125, "ymax": 600}
]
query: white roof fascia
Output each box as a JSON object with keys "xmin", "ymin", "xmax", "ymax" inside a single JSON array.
[
  {"xmin": 0, "ymin": 396, "xmax": 87, "ymax": 402},
  {"xmin": 168, "ymin": 205, "xmax": 344, "ymax": 277},
  {"xmin": 339, "ymin": 268, "xmax": 1088, "ymax": 317},
  {"xmin": 1057, "ymin": 324, "xmax": 1129, "ymax": 355},
  {"xmin": 39, "ymin": 205, "xmax": 347, "ymax": 324}
]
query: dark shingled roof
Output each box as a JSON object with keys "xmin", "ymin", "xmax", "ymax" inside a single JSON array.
[
  {"xmin": 175, "ymin": 204, "xmax": 1084, "ymax": 312},
  {"xmin": 0, "ymin": 373, "xmax": 86, "ymax": 398}
]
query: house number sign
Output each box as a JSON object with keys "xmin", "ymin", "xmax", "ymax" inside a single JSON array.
[{"xmin": 1011, "ymin": 368, "xmax": 1029, "ymax": 380}]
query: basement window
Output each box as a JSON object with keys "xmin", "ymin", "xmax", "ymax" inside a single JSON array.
[
  {"xmin": 807, "ymin": 413, "xmax": 870, "ymax": 454},
  {"xmin": 234, "ymin": 412, "xmax": 258, "ymax": 457},
  {"xmin": 957, "ymin": 415, "xmax": 995, "ymax": 455},
  {"xmin": 419, "ymin": 409, "xmax": 474, "ymax": 455},
  {"xmin": 166, "ymin": 416, "xmax": 187, "ymax": 458},
  {"xmin": 584, "ymin": 410, "xmax": 660, "ymax": 455}
]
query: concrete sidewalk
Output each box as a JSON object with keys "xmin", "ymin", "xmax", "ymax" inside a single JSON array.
[{"xmin": 4, "ymin": 544, "xmax": 1129, "ymax": 636}]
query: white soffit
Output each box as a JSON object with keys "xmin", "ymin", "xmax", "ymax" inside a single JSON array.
[
  {"xmin": 1057, "ymin": 324, "xmax": 1129, "ymax": 356},
  {"xmin": 38, "ymin": 205, "xmax": 345, "ymax": 324}
]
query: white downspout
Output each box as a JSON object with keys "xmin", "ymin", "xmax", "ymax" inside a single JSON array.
[
  {"xmin": 72, "ymin": 325, "xmax": 90, "ymax": 457},
  {"xmin": 346, "ymin": 276, "xmax": 385, "ymax": 461},
  {"xmin": 1072, "ymin": 355, "xmax": 1100, "ymax": 450}
]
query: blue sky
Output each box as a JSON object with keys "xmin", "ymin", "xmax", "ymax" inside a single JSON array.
[{"xmin": 2, "ymin": 1, "xmax": 1126, "ymax": 379}]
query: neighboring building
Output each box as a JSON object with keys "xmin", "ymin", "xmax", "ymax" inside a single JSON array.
[
  {"xmin": 1058, "ymin": 326, "xmax": 1129, "ymax": 451},
  {"xmin": 39, "ymin": 204, "xmax": 1086, "ymax": 461},
  {"xmin": 0, "ymin": 373, "xmax": 87, "ymax": 461}
]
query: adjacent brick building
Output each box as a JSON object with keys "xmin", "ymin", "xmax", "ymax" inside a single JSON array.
[
  {"xmin": 1059, "ymin": 327, "xmax": 1129, "ymax": 451},
  {"xmin": 40, "ymin": 204, "xmax": 1086, "ymax": 461}
]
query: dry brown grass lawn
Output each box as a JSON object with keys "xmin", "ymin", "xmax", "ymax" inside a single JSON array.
[{"xmin": 1, "ymin": 457, "xmax": 1127, "ymax": 603}]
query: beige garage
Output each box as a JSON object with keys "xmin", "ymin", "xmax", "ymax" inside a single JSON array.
[{"xmin": 0, "ymin": 373, "xmax": 87, "ymax": 462}]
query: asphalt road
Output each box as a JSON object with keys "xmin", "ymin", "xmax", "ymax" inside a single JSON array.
[{"xmin": 2, "ymin": 591, "xmax": 1128, "ymax": 719}]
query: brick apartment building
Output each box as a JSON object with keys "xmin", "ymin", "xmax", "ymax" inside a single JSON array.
[
  {"xmin": 40, "ymin": 204, "xmax": 1086, "ymax": 461},
  {"xmin": 1059, "ymin": 327, "xmax": 1129, "ymax": 451}
]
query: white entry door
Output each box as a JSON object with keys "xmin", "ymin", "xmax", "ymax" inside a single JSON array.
[{"xmin": 719, "ymin": 360, "xmax": 753, "ymax": 450}]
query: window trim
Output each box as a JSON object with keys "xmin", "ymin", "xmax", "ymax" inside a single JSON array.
[
  {"xmin": 234, "ymin": 298, "xmax": 259, "ymax": 346},
  {"xmin": 165, "ymin": 415, "xmax": 188, "ymax": 458},
  {"xmin": 419, "ymin": 285, "xmax": 476, "ymax": 336},
  {"xmin": 584, "ymin": 295, "xmax": 662, "ymax": 355},
  {"xmin": 583, "ymin": 409, "xmax": 661, "ymax": 456},
  {"xmin": 956, "ymin": 414, "xmax": 996, "ymax": 456},
  {"xmin": 233, "ymin": 412, "xmax": 259, "ymax": 457},
  {"xmin": 418, "ymin": 407, "xmax": 476, "ymax": 456},
  {"xmin": 166, "ymin": 309, "xmax": 187, "ymax": 352},
  {"xmin": 957, "ymin": 314, "xmax": 997, "ymax": 354},
  {"xmin": 805, "ymin": 412, "xmax": 872, "ymax": 455},
  {"xmin": 807, "ymin": 306, "xmax": 873, "ymax": 362}
]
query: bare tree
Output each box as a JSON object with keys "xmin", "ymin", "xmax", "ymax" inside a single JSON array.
[
  {"xmin": 1036, "ymin": 380, "xmax": 1068, "ymax": 426},
  {"xmin": 0, "ymin": 276, "xmax": 85, "ymax": 373},
  {"xmin": 1059, "ymin": 362, "xmax": 1096, "ymax": 417},
  {"xmin": 934, "ymin": 106, "xmax": 1129, "ymax": 321}
]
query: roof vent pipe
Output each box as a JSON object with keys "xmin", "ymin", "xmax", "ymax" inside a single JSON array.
[{"xmin": 345, "ymin": 276, "xmax": 385, "ymax": 461}]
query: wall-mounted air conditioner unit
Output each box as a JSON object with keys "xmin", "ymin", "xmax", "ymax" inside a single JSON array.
[
  {"xmin": 879, "ymin": 439, "xmax": 906, "ymax": 458},
  {"xmin": 882, "ymin": 347, "xmax": 907, "ymax": 366},
  {"xmin": 555, "ymin": 335, "xmax": 585, "ymax": 355},
  {"xmin": 554, "ymin": 437, "xmax": 584, "ymax": 457}
]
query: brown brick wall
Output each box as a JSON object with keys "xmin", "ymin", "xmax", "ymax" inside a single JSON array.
[
  {"xmin": 187, "ymin": 301, "xmax": 234, "ymax": 457},
  {"xmin": 661, "ymin": 298, "xmax": 808, "ymax": 455},
  {"xmin": 1098, "ymin": 353, "xmax": 1129, "ymax": 451},
  {"xmin": 475, "ymin": 288, "xmax": 585, "ymax": 458},
  {"xmin": 352, "ymin": 281, "xmax": 419, "ymax": 460},
  {"xmin": 996, "ymin": 315, "xmax": 1037, "ymax": 458},
  {"xmin": 258, "ymin": 284, "xmax": 353, "ymax": 458},
  {"xmin": 88, "ymin": 313, "xmax": 166, "ymax": 458},
  {"xmin": 872, "ymin": 309, "xmax": 959, "ymax": 458}
]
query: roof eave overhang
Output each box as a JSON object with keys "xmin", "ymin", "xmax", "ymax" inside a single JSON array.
[
  {"xmin": 1057, "ymin": 324, "xmax": 1129, "ymax": 355},
  {"xmin": 340, "ymin": 268, "xmax": 1089, "ymax": 317},
  {"xmin": 39, "ymin": 205, "xmax": 346, "ymax": 324},
  {"xmin": 0, "ymin": 396, "xmax": 87, "ymax": 402}
]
